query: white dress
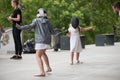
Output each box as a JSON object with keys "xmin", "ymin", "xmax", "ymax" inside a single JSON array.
[{"xmin": 68, "ymin": 25, "xmax": 82, "ymax": 53}]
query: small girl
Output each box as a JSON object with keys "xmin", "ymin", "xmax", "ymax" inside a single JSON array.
[
  {"xmin": 17, "ymin": 8, "xmax": 54, "ymax": 77},
  {"xmin": 66, "ymin": 17, "xmax": 92, "ymax": 65}
]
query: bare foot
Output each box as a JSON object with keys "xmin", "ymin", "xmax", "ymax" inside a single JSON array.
[
  {"xmin": 77, "ymin": 61, "xmax": 83, "ymax": 64},
  {"xmin": 70, "ymin": 62, "xmax": 73, "ymax": 65},
  {"xmin": 46, "ymin": 68, "xmax": 52, "ymax": 72},
  {"xmin": 77, "ymin": 60, "xmax": 80, "ymax": 64},
  {"xmin": 34, "ymin": 74, "xmax": 45, "ymax": 77}
]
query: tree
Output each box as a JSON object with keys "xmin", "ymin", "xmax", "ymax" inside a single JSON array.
[
  {"xmin": 0, "ymin": 0, "xmax": 12, "ymax": 27},
  {"xmin": 0, "ymin": 0, "xmax": 119, "ymax": 43}
]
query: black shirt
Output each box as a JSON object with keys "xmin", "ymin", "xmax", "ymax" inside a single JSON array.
[{"xmin": 12, "ymin": 8, "xmax": 22, "ymax": 27}]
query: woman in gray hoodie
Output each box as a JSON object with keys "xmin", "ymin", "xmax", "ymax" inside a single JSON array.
[{"xmin": 17, "ymin": 8, "xmax": 54, "ymax": 77}]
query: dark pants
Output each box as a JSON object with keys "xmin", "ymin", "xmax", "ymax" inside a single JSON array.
[{"xmin": 12, "ymin": 28, "xmax": 22, "ymax": 55}]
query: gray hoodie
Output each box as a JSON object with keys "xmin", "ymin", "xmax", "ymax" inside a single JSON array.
[{"xmin": 17, "ymin": 18, "xmax": 54, "ymax": 45}]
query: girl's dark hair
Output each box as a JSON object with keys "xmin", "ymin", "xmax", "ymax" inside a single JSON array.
[
  {"xmin": 12, "ymin": 0, "xmax": 19, "ymax": 5},
  {"xmin": 71, "ymin": 17, "xmax": 79, "ymax": 29},
  {"xmin": 112, "ymin": 1, "xmax": 120, "ymax": 9}
]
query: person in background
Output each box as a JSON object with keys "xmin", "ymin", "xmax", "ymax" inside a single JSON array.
[
  {"xmin": 0, "ymin": 24, "xmax": 5, "ymax": 39},
  {"xmin": 112, "ymin": 1, "xmax": 120, "ymax": 17},
  {"xmin": 112, "ymin": 1, "xmax": 120, "ymax": 41},
  {"xmin": 16, "ymin": 8, "xmax": 53, "ymax": 77},
  {"xmin": 8, "ymin": 0, "xmax": 22, "ymax": 59},
  {"xmin": 66, "ymin": 17, "xmax": 93, "ymax": 65}
]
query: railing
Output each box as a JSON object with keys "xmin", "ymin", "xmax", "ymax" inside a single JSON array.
[{"xmin": 0, "ymin": 28, "xmax": 12, "ymax": 48}]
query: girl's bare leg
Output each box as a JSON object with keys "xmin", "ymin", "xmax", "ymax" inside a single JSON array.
[
  {"xmin": 36, "ymin": 50, "xmax": 45, "ymax": 76},
  {"xmin": 42, "ymin": 49, "xmax": 52, "ymax": 72},
  {"xmin": 76, "ymin": 52, "xmax": 80, "ymax": 63},
  {"xmin": 70, "ymin": 52, "xmax": 74, "ymax": 65}
]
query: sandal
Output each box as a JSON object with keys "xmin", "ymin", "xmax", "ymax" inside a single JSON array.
[{"xmin": 10, "ymin": 55, "xmax": 17, "ymax": 59}]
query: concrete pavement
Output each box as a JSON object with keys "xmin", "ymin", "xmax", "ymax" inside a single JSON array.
[{"xmin": 0, "ymin": 43, "xmax": 120, "ymax": 80}]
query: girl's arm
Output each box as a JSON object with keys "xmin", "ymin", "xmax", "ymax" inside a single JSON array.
[
  {"xmin": 16, "ymin": 19, "xmax": 36, "ymax": 30},
  {"xmin": 66, "ymin": 32, "xmax": 71, "ymax": 37},
  {"xmin": 66, "ymin": 25, "xmax": 71, "ymax": 37},
  {"xmin": 48, "ymin": 21, "xmax": 55, "ymax": 35},
  {"xmin": 80, "ymin": 26, "xmax": 93, "ymax": 32}
]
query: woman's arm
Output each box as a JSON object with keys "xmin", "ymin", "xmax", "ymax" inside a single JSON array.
[{"xmin": 8, "ymin": 14, "xmax": 20, "ymax": 21}]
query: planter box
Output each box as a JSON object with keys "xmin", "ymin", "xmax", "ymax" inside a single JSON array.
[
  {"xmin": 60, "ymin": 35, "xmax": 85, "ymax": 50},
  {"xmin": 95, "ymin": 34, "xmax": 114, "ymax": 46}
]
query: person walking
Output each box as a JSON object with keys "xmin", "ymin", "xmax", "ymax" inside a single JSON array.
[
  {"xmin": 66, "ymin": 17, "xmax": 92, "ymax": 65},
  {"xmin": 8, "ymin": 0, "xmax": 22, "ymax": 59},
  {"xmin": 16, "ymin": 8, "xmax": 53, "ymax": 77}
]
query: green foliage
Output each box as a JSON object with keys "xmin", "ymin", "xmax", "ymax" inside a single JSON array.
[
  {"xmin": 0, "ymin": 0, "xmax": 120, "ymax": 44},
  {"xmin": 0, "ymin": 0, "xmax": 12, "ymax": 28}
]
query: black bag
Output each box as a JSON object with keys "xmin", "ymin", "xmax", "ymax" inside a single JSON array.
[{"xmin": 23, "ymin": 38, "xmax": 35, "ymax": 53}]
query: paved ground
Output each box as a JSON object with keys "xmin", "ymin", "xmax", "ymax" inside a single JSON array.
[{"xmin": 0, "ymin": 43, "xmax": 120, "ymax": 80}]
